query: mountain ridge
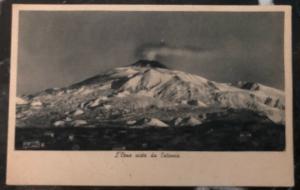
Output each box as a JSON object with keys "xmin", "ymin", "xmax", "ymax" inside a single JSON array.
[{"xmin": 16, "ymin": 60, "xmax": 285, "ymax": 128}]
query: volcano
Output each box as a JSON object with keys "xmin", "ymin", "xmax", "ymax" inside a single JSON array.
[
  {"xmin": 16, "ymin": 60, "xmax": 285, "ymax": 128},
  {"xmin": 131, "ymin": 59, "xmax": 169, "ymax": 69},
  {"xmin": 15, "ymin": 60, "xmax": 286, "ymax": 150}
]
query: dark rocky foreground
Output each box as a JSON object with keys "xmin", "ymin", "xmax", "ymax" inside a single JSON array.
[{"xmin": 15, "ymin": 120, "xmax": 285, "ymax": 151}]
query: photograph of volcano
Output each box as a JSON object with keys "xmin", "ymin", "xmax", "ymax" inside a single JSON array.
[{"xmin": 14, "ymin": 9, "xmax": 286, "ymax": 151}]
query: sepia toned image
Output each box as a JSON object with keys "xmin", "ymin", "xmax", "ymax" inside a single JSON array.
[
  {"xmin": 6, "ymin": 5, "xmax": 294, "ymax": 187},
  {"xmin": 15, "ymin": 8, "xmax": 286, "ymax": 151}
]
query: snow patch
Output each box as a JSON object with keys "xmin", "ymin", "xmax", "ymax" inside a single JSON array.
[
  {"xmin": 116, "ymin": 90, "xmax": 130, "ymax": 98},
  {"xmin": 72, "ymin": 120, "xmax": 87, "ymax": 127},
  {"xmin": 53, "ymin": 120, "xmax": 65, "ymax": 127},
  {"xmin": 103, "ymin": 104, "xmax": 112, "ymax": 109},
  {"xmin": 145, "ymin": 118, "xmax": 169, "ymax": 127},
  {"xmin": 30, "ymin": 101, "xmax": 43, "ymax": 107},
  {"xmin": 179, "ymin": 116, "xmax": 202, "ymax": 127},
  {"xmin": 73, "ymin": 109, "xmax": 84, "ymax": 116},
  {"xmin": 16, "ymin": 97, "xmax": 28, "ymax": 105},
  {"xmin": 126, "ymin": 120, "xmax": 137, "ymax": 125}
]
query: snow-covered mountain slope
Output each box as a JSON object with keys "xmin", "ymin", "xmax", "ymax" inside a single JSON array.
[{"xmin": 16, "ymin": 60, "xmax": 285, "ymax": 127}]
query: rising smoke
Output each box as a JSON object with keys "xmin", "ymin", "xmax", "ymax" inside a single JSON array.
[{"xmin": 137, "ymin": 44, "xmax": 213, "ymax": 61}]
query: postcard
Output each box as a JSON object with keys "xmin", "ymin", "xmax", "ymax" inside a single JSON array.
[{"xmin": 7, "ymin": 4, "xmax": 294, "ymax": 186}]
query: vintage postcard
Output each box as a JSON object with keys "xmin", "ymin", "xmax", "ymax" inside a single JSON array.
[{"xmin": 7, "ymin": 4, "xmax": 294, "ymax": 186}]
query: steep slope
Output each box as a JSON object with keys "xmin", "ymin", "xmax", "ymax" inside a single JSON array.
[{"xmin": 16, "ymin": 60, "xmax": 285, "ymax": 128}]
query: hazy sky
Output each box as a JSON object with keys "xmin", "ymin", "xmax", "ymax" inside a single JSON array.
[{"xmin": 17, "ymin": 11, "xmax": 284, "ymax": 95}]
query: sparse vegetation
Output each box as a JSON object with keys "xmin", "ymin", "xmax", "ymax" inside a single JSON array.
[{"xmin": 15, "ymin": 119, "xmax": 284, "ymax": 151}]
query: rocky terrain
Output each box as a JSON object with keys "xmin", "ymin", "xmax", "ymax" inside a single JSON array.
[{"xmin": 15, "ymin": 60, "xmax": 285, "ymax": 150}]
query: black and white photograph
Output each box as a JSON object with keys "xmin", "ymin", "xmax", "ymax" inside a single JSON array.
[
  {"xmin": 6, "ymin": 5, "xmax": 294, "ymax": 187},
  {"xmin": 13, "ymin": 7, "xmax": 288, "ymax": 151}
]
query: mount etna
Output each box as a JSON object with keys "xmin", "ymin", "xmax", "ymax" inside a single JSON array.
[{"xmin": 15, "ymin": 60, "xmax": 285, "ymax": 151}]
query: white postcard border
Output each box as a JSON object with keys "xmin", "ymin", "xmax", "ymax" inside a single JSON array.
[{"xmin": 6, "ymin": 5, "xmax": 294, "ymax": 187}]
